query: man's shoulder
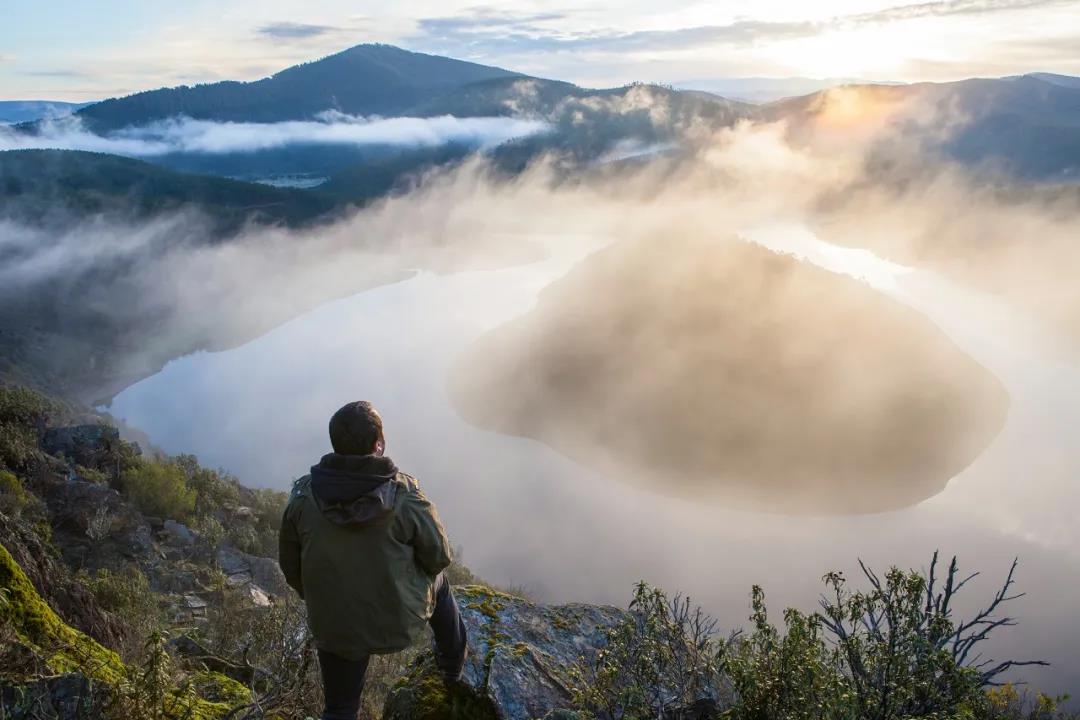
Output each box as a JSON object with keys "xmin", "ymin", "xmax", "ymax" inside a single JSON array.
[
  {"xmin": 394, "ymin": 471, "xmax": 421, "ymax": 493},
  {"xmin": 288, "ymin": 474, "xmax": 313, "ymax": 503}
]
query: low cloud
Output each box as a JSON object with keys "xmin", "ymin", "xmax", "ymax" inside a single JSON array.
[
  {"xmin": 0, "ymin": 113, "xmax": 549, "ymax": 156},
  {"xmin": 21, "ymin": 69, "xmax": 89, "ymax": 78},
  {"xmin": 257, "ymin": 22, "xmax": 340, "ymax": 40}
]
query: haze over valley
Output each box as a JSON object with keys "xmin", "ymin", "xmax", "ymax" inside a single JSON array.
[{"xmin": 4, "ymin": 5, "xmax": 1080, "ymax": 714}]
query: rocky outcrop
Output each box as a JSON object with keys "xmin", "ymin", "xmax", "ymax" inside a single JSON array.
[
  {"xmin": 384, "ymin": 586, "xmax": 627, "ymax": 720},
  {"xmin": 0, "ymin": 672, "xmax": 107, "ymax": 719},
  {"xmin": 41, "ymin": 424, "xmax": 125, "ymax": 472},
  {"xmin": 215, "ymin": 544, "xmax": 289, "ymax": 599},
  {"xmin": 0, "ymin": 511, "xmax": 129, "ymax": 650}
]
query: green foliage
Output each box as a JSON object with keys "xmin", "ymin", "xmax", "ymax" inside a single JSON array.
[
  {"xmin": 0, "ymin": 469, "xmax": 31, "ymax": 516},
  {"xmin": 174, "ymin": 455, "xmax": 240, "ymax": 518},
  {"xmin": 574, "ymin": 556, "xmax": 1071, "ymax": 720},
  {"xmin": 120, "ymin": 458, "xmax": 197, "ymax": 520},
  {"xmin": 0, "ymin": 384, "xmax": 51, "ymax": 470},
  {"xmin": 81, "ymin": 565, "xmax": 164, "ymax": 652},
  {"xmin": 192, "ymin": 514, "xmax": 226, "ymax": 558},
  {"xmin": 719, "ymin": 587, "xmax": 853, "ymax": 720},
  {"xmin": 571, "ymin": 582, "xmax": 725, "ymax": 720},
  {"xmin": 194, "ymin": 590, "xmax": 322, "ymax": 718},
  {"xmin": 817, "ymin": 565, "xmax": 982, "ymax": 719},
  {"xmin": 981, "ymin": 684, "xmax": 1079, "ymax": 720},
  {"xmin": 234, "ymin": 487, "xmax": 287, "ymax": 558}
]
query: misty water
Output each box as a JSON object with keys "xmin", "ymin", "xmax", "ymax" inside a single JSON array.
[{"xmin": 107, "ymin": 224, "xmax": 1080, "ymax": 695}]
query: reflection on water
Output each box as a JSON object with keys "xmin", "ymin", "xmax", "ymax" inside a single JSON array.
[{"xmin": 107, "ymin": 225, "xmax": 1080, "ymax": 697}]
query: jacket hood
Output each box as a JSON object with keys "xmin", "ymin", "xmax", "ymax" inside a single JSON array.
[{"xmin": 309, "ymin": 453, "xmax": 400, "ymax": 526}]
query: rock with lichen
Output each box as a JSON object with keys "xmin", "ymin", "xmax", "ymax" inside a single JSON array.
[{"xmin": 383, "ymin": 585, "xmax": 627, "ymax": 720}]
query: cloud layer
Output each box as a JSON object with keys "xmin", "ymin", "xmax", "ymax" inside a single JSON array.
[{"xmin": 0, "ymin": 113, "xmax": 548, "ymax": 156}]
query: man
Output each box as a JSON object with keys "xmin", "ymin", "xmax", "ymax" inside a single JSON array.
[{"xmin": 279, "ymin": 401, "xmax": 467, "ymax": 720}]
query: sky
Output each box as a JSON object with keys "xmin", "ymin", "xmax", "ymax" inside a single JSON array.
[{"xmin": 2, "ymin": 0, "xmax": 1080, "ymax": 101}]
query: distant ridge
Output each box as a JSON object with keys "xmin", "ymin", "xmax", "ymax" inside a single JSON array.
[
  {"xmin": 76, "ymin": 44, "xmax": 522, "ymax": 131},
  {"xmin": 0, "ymin": 100, "xmax": 91, "ymax": 124},
  {"xmin": 763, "ymin": 74, "xmax": 1080, "ymax": 178}
]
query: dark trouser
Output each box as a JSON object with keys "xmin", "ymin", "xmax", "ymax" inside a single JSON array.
[{"xmin": 318, "ymin": 573, "xmax": 467, "ymax": 720}]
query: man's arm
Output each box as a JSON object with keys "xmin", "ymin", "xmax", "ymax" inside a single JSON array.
[
  {"xmin": 404, "ymin": 488, "xmax": 453, "ymax": 577},
  {"xmin": 278, "ymin": 505, "xmax": 304, "ymax": 598}
]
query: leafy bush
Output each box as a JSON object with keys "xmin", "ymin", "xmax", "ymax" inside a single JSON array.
[
  {"xmin": 82, "ymin": 565, "xmax": 164, "ymax": 659},
  {"xmin": 120, "ymin": 458, "xmax": 197, "ymax": 520},
  {"xmin": 0, "ymin": 468, "xmax": 47, "ymax": 524},
  {"xmin": 0, "ymin": 469, "xmax": 30, "ymax": 515},
  {"xmin": 174, "ymin": 454, "xmax": 240, "ymax": 517},
  {"xmin": 0, "ymin": 384, "xmax": 51, "ymax": 470},
  {"xmin": 719, "ymin": 587, "xmax": 852, "ymax": 720},
  {"xmin": 196, "ymin": 589, "xmax": 323, "ymax": 719},
  {"xmin": 981, "ymin": 684, "xmax": 1078, "ymax": 720},
  {"xmin": 192, "ymin": 514, "xmax": 226, "ymax": 558},
  {"xmin": 573, "ymin": 554, "xmax": 1070, "ymax": 720},
  {"xmin": 572, "ymin": 582, "xmax": 727, "ymax": 719},
  {"xmin": 216, "ymin": 487, "xmax": 288, "ymax": 558}
]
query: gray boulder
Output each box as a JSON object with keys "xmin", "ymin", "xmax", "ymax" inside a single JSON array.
[
  {"xmin": 0, "ymin": 673, "xmax": 106, "ymax": 719},
  {"xmin": 247, "ymin": 554, "xmax": 290, "ymax": 597},
  {"xmin": 216, "ymin": 545, "xmax": 250, "ymax": 579},
  {"xmin": 384, "ymin": 586, "xmax": 627, "ymax": 720},
  {"xmin": 215, "ymin": 544, "xmax": 289, "ymax": 599},
  {"xmin": 162, "ymin": 519, "xmax": 195, "ymax": 547}
]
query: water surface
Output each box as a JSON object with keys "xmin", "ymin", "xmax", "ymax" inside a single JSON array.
[{"xmin": 108, "ymin": 224, "xmax": 1080, "ymax": 695}]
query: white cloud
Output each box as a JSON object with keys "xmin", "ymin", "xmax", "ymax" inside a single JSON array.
[{"xmin": 0, "ymin": 113, "xmax": 549, "ymax": 156}]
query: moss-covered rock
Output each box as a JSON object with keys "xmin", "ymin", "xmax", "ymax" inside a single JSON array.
[
  {"xmin": 384, "ymin": 654, "xmax": 499, "ymax": 720},
  {"xmin": 383, "ymin": 585, "xmax": 626, "ymax": 720},
  {"xmin": 0, "ymin": 542, "xmax": 127, "ymax": 684},
  {"xmin": 0, "ymin": 542, "xmax": 251, "ymax": 718}
]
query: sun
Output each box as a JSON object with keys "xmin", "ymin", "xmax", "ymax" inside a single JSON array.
[{"xmin": 771, "ymin": 25, "xmax": 913, "ymax": 79}]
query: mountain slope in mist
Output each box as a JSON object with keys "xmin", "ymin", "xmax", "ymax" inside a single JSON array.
[
  {"xmin": 0, "ymin": 149, "xmax": 338, "ymax": 232},
  {"xmin": 450, "ymin": 234, "xmax": 1008, "ymax": 514},
  {"xmin": 767, "ymin": 74, "xmax": 1080, "ymax": 179},
  {"xmin": 73, "ymin": 44, "xmax": 521, "ymax": 131}
]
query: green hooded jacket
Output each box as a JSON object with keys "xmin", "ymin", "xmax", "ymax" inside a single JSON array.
[{"xmin": 278, "ymin": 453, "xmax": 453, "ymax": 660}]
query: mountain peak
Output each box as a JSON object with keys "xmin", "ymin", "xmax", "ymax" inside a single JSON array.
[{"xmin": 76, "ymin": 43, "xmax": 521, "ymax": 131}]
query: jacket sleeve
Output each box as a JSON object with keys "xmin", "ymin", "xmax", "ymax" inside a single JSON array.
[
  {"xmin": 278, "ymin": 504, "xmax": 304, "ymax": 598},
  {"xmin": 403, "ymin": 488, "xmax": 453, "ymax": 578}
]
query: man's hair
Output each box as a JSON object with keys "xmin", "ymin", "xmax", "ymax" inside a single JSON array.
[{"xmin": 328, "ymin": 401, "xmax": 385, "ymax": 455}]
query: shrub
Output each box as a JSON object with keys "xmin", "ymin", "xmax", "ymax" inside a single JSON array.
[
  {"xmin": 573, "ymin": 554, "xmax": 1068, "ymax": 720},
  {"xmin": 0, "ymin": 468, "xmax": 47, "ymax": 523},
  {"xmin": 120, "ymin": 458, "xmax": 196, "ymax": 520},
  {"xmin": 719, "ymin": 587, "xmax": 852, "ymax": 720},
  {"xmin": 82, "ymin": 566, "xmax": 164, "ymax": 653},
  {"xmin": 817, "ymin": 554, "xmax": 1046, "ymax": 719},
  {"xmin": 196, "ymin": 590, "xmax": 323, "ymax": 719},
  {"xmin": 225, "ymin": 487, "xmax": 287, "ymax": 558},
  {"xmin": 0, "ymin": 384, "xmax": 51, "ymax": 470},
  {"xmin": 981, "ymin": 684, "xmax": 1078, "ymax": 720},
  {"xmin": 571, "ymin": 581, "xmax": 727, "ymax": 719},
  {"xmin": 174, "ymin": 454, "xmax": 240, "ymax": 517},
  {"xmin": 192, "ymin": 514, "xmax": 226, "ymax": 558},
  {"xmin": 0, "ymin": 469, "xmax": 30, "ymax": 515},
  {"xmin": 85, "ymin": 505, "xmax": 117, "ymax": 541}
]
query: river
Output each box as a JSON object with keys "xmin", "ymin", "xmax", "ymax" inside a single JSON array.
[{"xmin": 107, "ymin": 222, "xmax": 1080, "ymax": 696}]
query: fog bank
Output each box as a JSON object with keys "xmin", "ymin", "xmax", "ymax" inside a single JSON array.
[{"xmin": 0, "ymin": 113, "xmax": 549, "ymax": 156}]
